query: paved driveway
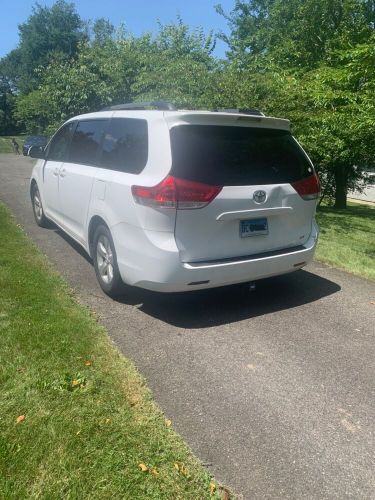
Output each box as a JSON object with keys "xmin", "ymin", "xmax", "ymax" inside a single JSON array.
[{"xmin": 1, "ymin": 154, "xmax": 374, "ymax": 499}]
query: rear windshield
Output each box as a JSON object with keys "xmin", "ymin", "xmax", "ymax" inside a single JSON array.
[{"xmin": 170, "ymin": 125, "xmax": 313, "ymax": 185}]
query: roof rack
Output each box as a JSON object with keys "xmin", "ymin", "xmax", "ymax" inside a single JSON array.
[
  {"xmin": 101, "ymin": 101, "xmax": 176, "ymax": 111},
  {"xmin": 217, "ymin": 108, "xmax": 265, "ymax": 117}
]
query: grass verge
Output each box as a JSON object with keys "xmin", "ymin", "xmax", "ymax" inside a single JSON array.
[
  {"xmin": 0, "ymin": 136, "xmax": 26, "ymax": 154},
  {"xmin": 316, "ymin": 202, "xmax": 375, "ymax": 280},
  {"xmin": 0, "ymin": 203, "xmax": 225, "ymax": 499}
]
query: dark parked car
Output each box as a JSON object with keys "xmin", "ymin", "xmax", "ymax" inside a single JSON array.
[{"xmin": 23, "ymin": 135, "xmax": 48, "ymax": 156}]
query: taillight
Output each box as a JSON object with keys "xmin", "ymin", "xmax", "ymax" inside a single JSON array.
[
  {"xmin": 132, "ymin": 175, "xmax": 222, "ymax": 209},
  {"xmin": 291, "ymin": 173, "xmax": 320, "ymax": 200}
]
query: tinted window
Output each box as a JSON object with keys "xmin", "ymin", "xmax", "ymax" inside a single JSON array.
[
  {"xmin": 100, "ymin": 118, "xmax": 148, "ymax": 173},
  {"xmin": 69, "ymin": 120, "xmax": 108, "ymax": 165},
  {"xmin": 170, "ymin": 125, "xmax": 313, "ymax": 186},
  {"xmin": 47, "ymin": 122, "xmax": 75, "ymax": 162}
]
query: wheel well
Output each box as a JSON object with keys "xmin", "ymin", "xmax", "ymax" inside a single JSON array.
[
  {"xmin": 88, "ymin": 216, "xmax": 108, "ymax": 256},
  {"xmin": 30, "ymin": 179, "xmax": 37, "ymax": 199}
]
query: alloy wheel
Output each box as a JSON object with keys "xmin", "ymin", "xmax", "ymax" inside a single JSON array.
[{"xmin": 96, "ymin": 234, "xmax": 114, "ymax": 284}]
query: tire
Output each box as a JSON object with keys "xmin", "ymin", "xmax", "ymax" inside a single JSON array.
[
  {"xmin": 92, "ymin": 224, "xmax": 124, "ymax": 297},
  {"xmin": 31, "ymin": 183, "xmax": 50, "ymax": 228}
]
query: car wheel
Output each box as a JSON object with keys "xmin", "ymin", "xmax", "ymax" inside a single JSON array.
[
  {"xmin": 31, "ymin": 184, "xmax": 50, "ymax": 228},
  {"xmin": 93, "ymin": 224, "xmax": 124, "ymax": 297}
]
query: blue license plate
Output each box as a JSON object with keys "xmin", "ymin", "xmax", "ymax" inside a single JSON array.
[{"xmin": 240, "ymin": 218, "xmax": 268, "ymax": 237}]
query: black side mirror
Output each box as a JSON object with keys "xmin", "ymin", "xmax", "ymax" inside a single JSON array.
[{"xmin": 28, "ymin": 145, "xmax": 45, "ymax": 159}]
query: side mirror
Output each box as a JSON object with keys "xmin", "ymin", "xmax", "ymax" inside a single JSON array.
[{"xmin": 28, "ymin": 145, "xmax": 45, "ymax": 159}]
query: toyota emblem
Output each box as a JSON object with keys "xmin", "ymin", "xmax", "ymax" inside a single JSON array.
[{"xmin": 253, "ymin": 190, "xmax": 267, "ymax": 204}]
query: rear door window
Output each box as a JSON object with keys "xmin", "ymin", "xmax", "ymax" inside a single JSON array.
[
  {"xmin": 170, "ymin": 125, "xmax": 313, "ymax": 186},
  {"xmin": 69, "ymin": 120, "xmax": 108, "ymax": 165},
  {"xmin": 47, "ymin": 122, "xmax": 76, "ymax": 162},
  {"xmin": 100, "ymin": 118, "xmax": 148, "ymax": 174}
]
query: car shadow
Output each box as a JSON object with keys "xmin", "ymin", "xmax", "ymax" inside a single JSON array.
[
  {"xmin": 48, "ymin": 222, "xmax": 341, "ymax": 328},
  {"xmin": 51, "ymin": 226, "xmax": 93, "ymax": 264},
  {"xmin": 115, "ymin": 270, "xmax": 341, "ymax": 328}
]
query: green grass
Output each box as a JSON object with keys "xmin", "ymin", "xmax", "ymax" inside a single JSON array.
[
  {"xmin": 0, "ymin": 135, "xmax": 26, "ymax": 154},
  {"xmin": 316, "ymin": 202, "xmax": 375, "ymax": 280},
  {"xmin": 0, "ymin": 203, "xmax": 226, "ymax": 499}
]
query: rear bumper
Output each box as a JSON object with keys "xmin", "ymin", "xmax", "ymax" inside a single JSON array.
[{"xmin": 113, "ymin": 220, "xmax": 319, "ymax": 292}]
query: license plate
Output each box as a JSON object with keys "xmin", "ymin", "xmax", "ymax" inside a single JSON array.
[{"xmin": 240, "ymin": 218, "xmax": 268, "ymax": 237}]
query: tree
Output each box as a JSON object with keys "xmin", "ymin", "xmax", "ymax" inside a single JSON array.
[
  {"xmin": 91, "ymin": 18, "xmax": 115, "ymax": 46},
  {"xmin": 14, "ymin": 19, "xmax": 219, "ymax": 132},
  {"xmin": 0, "ymin": 77, "xmax": 17, "ymax": 134},
  {"xmin": 130, "ymin": 19, "xmax": 218, "ymax": 108},
  {"xmin": 217, "ymin": 0, "xmax": 375, "ymax": 67},
  {"xmin": 0, "ymin": 0, "xmax": 86, "ymax": 93},
  {"xmin": 217, "ymin": 0, "xmax": 375, "ymax": 207}
]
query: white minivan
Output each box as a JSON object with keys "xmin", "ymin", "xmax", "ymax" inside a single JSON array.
[{"xmin": 29, "ymin": 101, "xmax": 320, "ymax": 297}]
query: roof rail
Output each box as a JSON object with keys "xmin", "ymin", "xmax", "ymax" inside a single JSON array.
[
  {"xmin": 101, "ymin": 101, "xmax": 176, "ymax": 111},
  {"xmin": 217, "ymin": 108, "xmax": 265, "ymax": 117}
]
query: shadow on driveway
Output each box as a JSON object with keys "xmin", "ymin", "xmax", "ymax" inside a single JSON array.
[
  {"xmin": 51, "ymin": 224, "xmax": 341, "ymax": 329},
  {"xmin": 116, "ymin": 270, "xmax": 341, "ymax": 328}
]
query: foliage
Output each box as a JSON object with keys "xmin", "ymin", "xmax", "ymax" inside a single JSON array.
[
  {"xmin": 216, "ymin": 0, "xmax": 375, "ymax": 207},
  {"xmin": 217, "ymin": 0, "xmax": 375, "ymax": 67},
  {"xmin": 3, "ymin": 0, "xmax": 375, "ymax": 207},
  {"xmin": 0, "ymin": 0, "xmax": 86, "ymax": 93},
  {"xmin": 130, "ymin": 18, "xmax": 219, "ymax": 108},
  {"xmin": 14, "ymin": 20, "xmax": 218, "ymax": 133},
  {"xmin": 0, "ymin": 78, "xmax": 17, "ymax": 135}
]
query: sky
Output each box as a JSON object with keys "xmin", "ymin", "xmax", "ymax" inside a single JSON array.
[{"xmin": 0, "ymin": 0, "xmax": 235, "ymax": 59}]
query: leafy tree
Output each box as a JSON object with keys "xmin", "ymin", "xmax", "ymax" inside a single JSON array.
[
  {"xmin": 91, "ymin": 18, "xmax": 115, "ymax": 46},
  {"xmin": 15, "ymin": 44, "xmax": 120, "ymax": 134},
  {"xmin": 130, "ymin": 19, "xmax": 218, "ymax": 108},
  {"xmin": 0, "ymin": 77, "xmax": 17, "ymax": 134},
  {"xmin": 217, "ymin": 0, "xmax": 375, "ymax": 67},
  {"xmin": 0, "ymin": 0, "xmax": 86, "ymax": 93},
  {"xmin": 15, "ymin": 19, "xmax": 219, "ymax": 132},
  {"xmin": 217, "ymin": 0, "xmax": 375, "ymax": 207}
]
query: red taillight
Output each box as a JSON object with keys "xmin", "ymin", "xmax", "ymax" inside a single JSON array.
[
  {"xmin": 132, "ymin": 175, "xmax": 222, "ymax": 209},
  {"xmin": 291, "ymin": 174, "xmax": 320, "ymax": 200}
]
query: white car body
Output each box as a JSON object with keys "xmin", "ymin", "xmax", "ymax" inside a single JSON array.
[{"xmin": 30, "ymin": 108, "xmax": 320, "ymax": 293}]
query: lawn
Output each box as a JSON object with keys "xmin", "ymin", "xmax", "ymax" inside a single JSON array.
[
  {"xmin": 316, "ymin": 202, "xmax": 375, "ymax": 281},
  {"xmin": 0, "ymin": 135, "xmax": 26, "ymax": 154},
  {"xmin": 0, "ymin": 203, "xmax": 225, "ymax": 499}
]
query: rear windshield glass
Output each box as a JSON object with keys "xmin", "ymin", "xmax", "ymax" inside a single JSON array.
[{"xmin": 170, "ymin": 125, "xmax": 312, "ymax": 185}]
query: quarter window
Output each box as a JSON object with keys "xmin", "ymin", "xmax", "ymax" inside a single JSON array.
[
  {"xmin": 100, "ymin": 118, "xmax": 148, "ymax": 173},
  {"xmin": 47, "ymin": 122, "xmax": 75, "ymax": 162},
  {"xmin": 69, "ymin": 120, "xmax": 108, "ymax": 165}
]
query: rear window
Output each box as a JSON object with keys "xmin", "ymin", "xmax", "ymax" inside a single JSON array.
[
  {"xmin": 170, "ymin": 125, "xmax": 313, "ymax": 186},
  {"xmin": 100, "ymin": 118, "xmax": 148, "ymax": 174}
]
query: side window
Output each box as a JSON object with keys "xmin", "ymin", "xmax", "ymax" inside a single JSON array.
[
  {"xmin": 69, "ymin": 120, "xmax": 108, "ymax": 165},
  {"xmin": 47, "ymin": 122, "xmax": 75, "ymax": 162},
  {"xmin": 100, "ymin": 118, "xmax": 148, "ymax": 174}
]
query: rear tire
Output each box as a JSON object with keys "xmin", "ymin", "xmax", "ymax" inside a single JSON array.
[
  {"xmin": 31, "ymin": 184, "xmax": 50, "ymax": 228},
  {"xmin": 92, "ymin": 224, "xmax": 124, "ymax": 297}
]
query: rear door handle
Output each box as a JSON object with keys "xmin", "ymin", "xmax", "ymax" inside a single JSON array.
[
  {"xmin": 53, "ymin": 167, "xmax": 59, "ymax": 176},
  {"xmin": 59, "ymin": 168, "xmax": 66, "ymax": 178}
]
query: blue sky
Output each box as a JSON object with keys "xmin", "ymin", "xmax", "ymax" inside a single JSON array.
[{"xmin": 0, "ymin": 0, "xmax": 235, "ymax": 59}]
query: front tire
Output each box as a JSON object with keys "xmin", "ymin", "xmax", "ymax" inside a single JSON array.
[
  {"xmin": 92, "ymin": 225, "xmax": 124, "ymax": 297},
  {"xmin": 31, "ymin": 184, "xmax": 50, "ymax": 228}
]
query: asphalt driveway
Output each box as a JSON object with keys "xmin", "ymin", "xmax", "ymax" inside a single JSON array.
[{"xmin": 1, "ymin": 154, "xmax": 374, "ymax": 499}]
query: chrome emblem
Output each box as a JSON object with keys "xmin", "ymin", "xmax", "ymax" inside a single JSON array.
[{"xmin": 253, "ymin": 190, "xmax": 267, "ymax": 204}]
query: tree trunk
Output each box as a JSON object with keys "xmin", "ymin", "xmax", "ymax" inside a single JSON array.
[{"xmin": 334, "ymin": 164, "xmax": 347, "ymax": 209}]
